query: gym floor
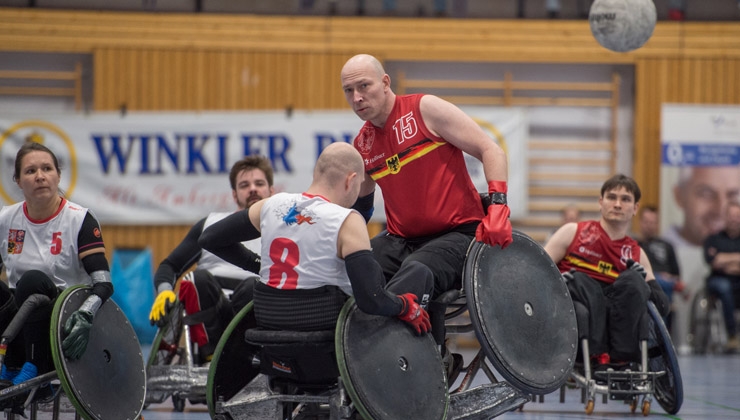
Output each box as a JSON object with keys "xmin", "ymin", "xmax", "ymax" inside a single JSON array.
[{"xmin": 25, "ymin": 348, "xmax": 740, "ymax": 419}]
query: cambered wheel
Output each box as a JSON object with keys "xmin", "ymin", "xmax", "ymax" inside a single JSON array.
[
  {"xmin": 463, "ymin": 233, "xmax": 577, "ymax": 395},
  {"xmin": 647, "ymin": 302, "xmax": 683, "ymax": 414},
  {"xmin": 207, "ymin": 303, "xmax": 260, "ymax": 419},
  {"xmin": 51, "ymin": 286, "xmax": 146, "ymax": 420}
]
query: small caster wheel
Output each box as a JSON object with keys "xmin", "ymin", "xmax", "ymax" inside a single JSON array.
[
  {"xmin": 172, "ymin": 395, "xmax": 185, "ymax": 412},
  {"xmin": 585, "ymin": 399, "xmax": 595, "ymax": 415},
  {"xmin": 642, "ymin": 399, "xmax": 651, "ymax": 416}
]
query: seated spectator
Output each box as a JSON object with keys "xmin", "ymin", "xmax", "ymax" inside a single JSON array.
[
  {"xmin": 637, "ymin": 205, "xmax": 685, "ymax": 330},
  {"xmin": 703, "ymin": 202, "xmax": 740, "ymax": 353}
]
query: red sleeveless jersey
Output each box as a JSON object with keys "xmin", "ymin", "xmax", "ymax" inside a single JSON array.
[
  {"xmin": 352, "ymin": 94, "xmax": 484, "ymax": 238},
  {"xmin": 557, "ymin": 220, "xmax": 642, "ymax": 284}
]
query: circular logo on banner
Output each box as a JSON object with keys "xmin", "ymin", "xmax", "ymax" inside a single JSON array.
[
  {"xmin": 665, "ymin": 141, "xmax": 684, "ymax": 166},
  {"xmin": 0, "ymin": 120, "xmax": 78, "ymax": 204}
]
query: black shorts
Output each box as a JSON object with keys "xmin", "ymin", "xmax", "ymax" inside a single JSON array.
[{"xmin": 370, "ymin": 224, "xmax": 476, "ymax": 297}]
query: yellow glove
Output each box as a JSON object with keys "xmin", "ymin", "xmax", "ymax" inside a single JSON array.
[{"xmin": 149, "ymin": 290, "xmax": 176, "ymax": 326}]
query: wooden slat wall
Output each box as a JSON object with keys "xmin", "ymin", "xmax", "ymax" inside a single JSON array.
[
  {"xmin": 93, "ymin": 49, "xmax": 350, "ymax": 111},
  {"xmin": 2, "ymin": 8, "xmax": 738, "ymax": 62},
  {"xmin": 2, "ymin": 8, "xmax": 740, "ymax": 260},
  {"xmin": 100, "ymin": 225, "xmax": 190, "ymax": 272}
]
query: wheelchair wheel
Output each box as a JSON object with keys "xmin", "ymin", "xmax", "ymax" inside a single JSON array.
[
  {"xmin": 145, "ymin": 301, "xmax": 185, "ymax": 406},
  {"xmin": 336, "ymin": 299, "xmax": 448, "ymax": 420},
  {"xmin": 207, "ymin": 301, "xmax": 260, "ymax": 418},
  {"xmin": 50, "ymin": 285, "xmax": 146, "ymax": 420},
  {"xmin": 647, "ymin": 302, "xmax": 683, "ymax": 415},
  {"xmin": 464, "ymin": 231, "xmax": 577, "ymax": 395},
  {"xmin": 147, "ymin": 301, "xmax": 184, "ymax": 367},
  {"xmin": 689, "ymin": 289, "xmax": 713, "ymax": 354}
]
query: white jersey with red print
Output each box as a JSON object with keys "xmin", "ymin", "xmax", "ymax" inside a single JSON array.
[
  {"xmin": 352, "ymin": 93, "xmax": 484, "ymax": 238},
  {"xmin": 556, "ymin": 220, "xmax": 642, "ymax": 285},
  {"xmin": 197, "ymin": 212, "xmax": 261, "ymax": 279},
  {"xmin": 0, "ymin": 199, "xmax": 94, "ymax": 288},
  {"xmin": 259, "ymin": 192, "xmax": 353, "ymax": 295}
]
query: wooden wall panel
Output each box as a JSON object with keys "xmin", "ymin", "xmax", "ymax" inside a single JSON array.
[
  {"xmin": 93, "ymin": 48, "xmax": 350, "ymax": 111},
  {"xmin": 3, "ymin": 9, "xmax": 739, "ymax": 63},
  {"xmin": 100, "ymin": 225, "xmax": 190, "ymax": 270},
  {"xmin": 4, "ymin": 8, "xmax": 740, "ymax": 269}
]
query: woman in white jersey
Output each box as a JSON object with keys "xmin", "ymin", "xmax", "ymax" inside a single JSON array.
[{"xmin": 0, "ymin": 142, "xmax": 113, "ymax": 387}]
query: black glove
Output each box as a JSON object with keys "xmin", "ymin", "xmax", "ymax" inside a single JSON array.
[
  {"xmin": 647, "ymin": 280, "xmax": 671, "ymax": 317},
  {"xmin": 626, "ymin": 259, "xmax": 647, "ymax": 279},
  {"xmin": 62, "ymin": 310, "xmax": 94, "ymax": 360}
]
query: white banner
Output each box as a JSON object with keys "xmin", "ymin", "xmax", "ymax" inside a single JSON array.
[
  {"xmin": 660, "ymin": 103, "xmax": 740, "ymax": 353},
  {"xmin": 0, "ymin": 109, "xmax": 527, "ymax": 224}
]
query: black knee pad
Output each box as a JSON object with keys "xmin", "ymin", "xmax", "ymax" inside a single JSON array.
[{"xmin": 14, "ymin": 270, "xmax": 58, "ymax": 304}]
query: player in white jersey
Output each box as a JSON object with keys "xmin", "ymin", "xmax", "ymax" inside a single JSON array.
[
  {"xmin": 0, "ymin": 142, "xmax": 113, "ymax": 387},
  {"xmin": 200, "ymin": 142, "xmax": 432, "ymax": 335},
  {"xmin": 148, "ymin": 155, "xmax": 273, "ymax": 364}
]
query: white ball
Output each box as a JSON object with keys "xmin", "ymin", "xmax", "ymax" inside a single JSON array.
[{"xmin": 589, "ymin": 0, "xmax": 657, "ymax": 53}]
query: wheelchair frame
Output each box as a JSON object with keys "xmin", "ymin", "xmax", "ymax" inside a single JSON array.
[
  {"xmin": 689, "ymin": 287, "xmax": 740, "ymax": 355},
  {"xmin": 556, "ymin": 302, "xmax": 683, "ymax": 416},
  {"xmin": 0, "ymin": 285, "xmax": 146, "ymax": 420},
  {"xmin": 145, "ymin": 301, "xmax": 210, "ymax": 412},
  {"xmin": 207, "ymin": 231, "xmax": 575, "ymax": 420},
  {"xmin": 209, "ymin": 299, "xmax": 529, "ymax": 420}
]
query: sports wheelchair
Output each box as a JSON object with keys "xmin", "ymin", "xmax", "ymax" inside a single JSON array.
[
  {"xmin": 689, "ymin": 284, "xmax": 740, "ymax": 354},
  {"xmin": 556, "ymin": 299, "xmax": 683, "ymax": 416},
  {"xmin": 145, "ymin": 275, "xmax": 256, "ymax": 412},
  {"xmin": 207, "ymin": 230, "xmax": 579, "ymax": 419},
  {"xmin": 144, "ymin": 300, "xmax": 209, "ymax": 411},
  {"xmin": 0, "ymin": 285, "xmax": 146, "ymax": 420}
]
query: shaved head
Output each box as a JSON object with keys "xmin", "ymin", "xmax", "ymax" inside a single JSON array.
[
  {"xmin": 341, "ymin": 54, "xmax": 385, "ymax": 80},
  {"xmin": 314, "ymin": 142, "xmax": 364, "ymax": 186},
  {"xmin": 340, "ymin": 54, "xmax": 394, "ymax": 127}
]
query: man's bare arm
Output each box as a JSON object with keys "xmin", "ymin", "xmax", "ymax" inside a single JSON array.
[{"xmin": 544, "ymin": 223, "xmax": 578, "ymax": 266}]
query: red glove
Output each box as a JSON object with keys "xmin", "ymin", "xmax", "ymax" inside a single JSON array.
[
  {"xmin": 397, "ymin": 293, "xmax": 431, "ymax": 335},
  {"xmin": 475, "ymin": 180, "xmax": 513, "ymax": 248}
]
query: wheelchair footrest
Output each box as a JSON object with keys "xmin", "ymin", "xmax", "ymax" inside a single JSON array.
[
  {"xmin": 216, "ymin": 374, "xmax": 338, "ymax": 419},
  {"xmin": 0, "ymin": 371, "xmax": 58, "ymax": 402},
  {"xmin": 593, "ymin": 369, "xmax": 665, "ymax": 400},
  {"xmin": 448, "ymin": 382, "xmax": 529, "ymax": 420},
  {"xmin": 146, "ymin": 365, "xmax": 209, "ymax": 395}
]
